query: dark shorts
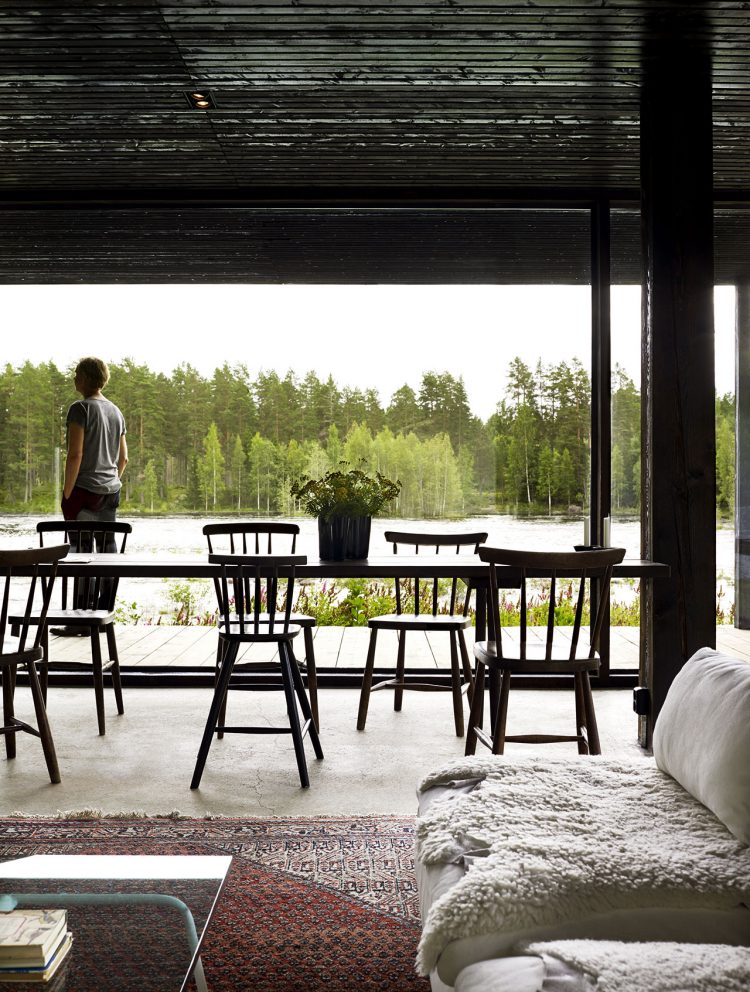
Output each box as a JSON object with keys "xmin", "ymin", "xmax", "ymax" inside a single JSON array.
[{"xmin": 61, "ymin": 486, "xmax": 120, "ymax": 522}]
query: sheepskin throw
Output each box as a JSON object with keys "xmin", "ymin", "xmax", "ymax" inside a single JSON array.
[
  {"xmin": 521, "ymin": 940, "xmax": 750, "ymax": 992},
  {"xmin": 415, "ymin": 756, "xmax": 750, "ymax": 975}
]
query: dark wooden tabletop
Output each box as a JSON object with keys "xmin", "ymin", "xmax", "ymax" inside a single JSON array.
[{"xmin": 33, "ymin": 553, "xmax": 669, "ymax": 581}]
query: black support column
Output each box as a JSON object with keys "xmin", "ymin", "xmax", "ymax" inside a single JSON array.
[
  {"xmin": 591, "ymin": 198, "xmax": 612, "ymax": 679},
  {"xmin": 639, "ymin": 26, "xmax": 716, "ymax": 747},
  {"xmin": 591, "ymin": 198, "xmax": 612, "ymax": 547},
  {"xmin": 736, "ymin": 281, "xmax": 750, "ymax": 627}
]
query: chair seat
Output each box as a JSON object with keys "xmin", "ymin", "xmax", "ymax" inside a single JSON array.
[
  {"xmin": 219, "ymin": 622, "xmax": 302, "ymax": 643},
  {"xmin": 474, "ymin": 639, "xmax": 600, "ymax": 673},
  {"xmin": 0, "ymin": 639, "xmax": 42, "ymax": 665},
  {"xmin": 369, "ymin": 613, "xmax": 472, "ymax": 632},
  {"xmin": 39, "ymin": 608, "xmax": 115, "ymax": 627}
]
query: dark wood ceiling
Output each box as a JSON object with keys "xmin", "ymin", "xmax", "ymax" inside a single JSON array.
[{"xmin": 1, "ymin": 1, "xmax": 749, "ymax": 282}]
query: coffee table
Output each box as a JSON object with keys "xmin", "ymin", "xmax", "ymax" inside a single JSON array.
[{"xmin": 0, "ymin": 854, "xmax": 232, "ymax": 991}]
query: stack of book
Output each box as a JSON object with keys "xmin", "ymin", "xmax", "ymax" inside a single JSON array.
[{"xmin": 0, "ymin": 908, "xmax": 72, "ymax": 983}]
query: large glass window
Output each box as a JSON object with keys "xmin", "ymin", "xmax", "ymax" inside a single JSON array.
[
  {"xmin": 608, "ymin": 273, "xmax": 737, "ymax": 661},
  {"xmin": 0, "ymin": 207, "xmax": 596, "ymax": 632},
  {"xmin": 1, "ymin": 281, "xmax": 595, "ymax": 528},
  {"xmin": 715, "ymin": 284, "xmax": 736, "ymax": 627}
]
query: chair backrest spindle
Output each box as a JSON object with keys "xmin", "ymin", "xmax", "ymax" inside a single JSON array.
[
  {"xmin": 520, "ymin": 568, "xmax": 527, "ymax": 660},
  {"xmin": 0, "ymin": 545, "xmax": 69, "ymax": 654},
  {"xmin": 203, "ymin": 522, "xmax": 301, "ymax": 554},
  {"xmin": 546, "ymin": 570, "xmax": 556, "ymax": 661},
  {"xmin": 204, "ymin": 523, "xmax": 302, "ymax": 621},
  {"xmin": 479, "ymin": 546, "xmax": 626, "ymax": 666},
  {"xmin": 208, "ymin": 553, "xmax": 303, "ymax": 639},
  {"xmin": 37, "ymin": 521, "xmax": 131, "ymax": 612},
  {"xmin": 383, "ymin": 530, "xmax": 488, "ymax": 620},
  {"xmin": 570, "ymin": 571, "xmax": 587, "ymax": 659},
  {"xmin": 486, "ymin": 562, "xmax": 503, "ymax": 659}
]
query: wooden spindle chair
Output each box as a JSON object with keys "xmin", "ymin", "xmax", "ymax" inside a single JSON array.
[
  {"xmin": 191, "ymin": 553, "xmax": 323, "ymax": 790},
  {"xmin": 203, "ymin": 522, "xmax": 319, "ymax": 730},
  {"xmin": 356, "ymin": 531, "xmax": 487, "ymax": 737},
  {"xmin": 35, "ymin": 520, "xmax": 131, "ymax": 735},
  {"xmin": 465, "ymin": 546, "xmax": 626, "ymax": 757},
  {"xmin": 1, "ymin": 544, "xmax": 69, "ymax": 783}
]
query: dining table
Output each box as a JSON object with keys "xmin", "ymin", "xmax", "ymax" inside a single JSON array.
[
  {"xmin": 38, "ymin": 551, "xmax": 668, "ymax": 682},
  {"xmin": 44, "ymin": 551, "xmax": 667, "ymax": 584}
]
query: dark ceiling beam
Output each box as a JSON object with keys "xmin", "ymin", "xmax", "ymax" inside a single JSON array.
[
  {"xmin": 3, "ymin": 189, "xmax": 750, "ymax": 212},
  {"xmin": 0, "ymin": 186, "xmax": 640, "ymax": 210}
]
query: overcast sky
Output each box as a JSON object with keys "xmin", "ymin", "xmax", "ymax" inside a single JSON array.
[{"xmin": 2, "ymin": 284, "xmax": 736, "ymax": 420}]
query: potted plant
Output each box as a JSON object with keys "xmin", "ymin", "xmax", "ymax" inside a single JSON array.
[{"xmin": 291, "ymin": 466, "xmax": 402, "ymax": 560}]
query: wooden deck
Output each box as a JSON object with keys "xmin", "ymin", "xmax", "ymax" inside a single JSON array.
[{"xmin": 45, "ymin": 624, "xmax": 750, "ymax": 672}]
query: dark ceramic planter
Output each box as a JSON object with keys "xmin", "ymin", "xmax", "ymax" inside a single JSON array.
[
  {"xmin": 318, "ymin": 514, "xmax": 372, "ymax": 560},
  {"xmin": 346, "ymin": 515, "xmax": 372, "ymax": 559}
]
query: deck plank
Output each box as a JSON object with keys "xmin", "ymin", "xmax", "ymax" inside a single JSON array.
[
  {"xmin": 309, "ymin": 625, "xmax": 345, "ymax": 668},
  {"xmin": 339, "ymin": 626, "xmax": 378, "ymax": 668},
  {"xmin": 716, "ymin": 627, "xmax": 750, "ymax": 661},
  {"xmin": 70, "ymin": 623, "xmax": 748, "ymax": 671}
]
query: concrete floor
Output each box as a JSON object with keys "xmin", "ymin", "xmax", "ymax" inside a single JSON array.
[{"xmin": 1, "ymin": 685, "xmax": 649, "ymax": 818}]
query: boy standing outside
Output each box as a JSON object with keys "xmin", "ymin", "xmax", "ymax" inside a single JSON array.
[
  {"xmin": 62, "ymin": 356, "xmax": 128, "ymax": 523},
  {"xmin": 52, "ymin": 358, "xmax": 128, "ymax": 636}
]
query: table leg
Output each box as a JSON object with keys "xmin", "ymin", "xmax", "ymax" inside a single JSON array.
[
  {"xmin": 473, "ymin": 579, "xmax": 488, "ymax": 641},
  {"xmin": 4, "ymin": 892, "xmax": 209, "ymax": 992}
]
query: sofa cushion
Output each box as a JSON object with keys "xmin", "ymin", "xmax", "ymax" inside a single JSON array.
[
  {"xmin": 454, "ymin": 957, "xmax": 545, "ymax": 992},
  {"xmin": 454, "ymin": 943, "xmax": 750, "ymax": 992},
  {"xmin": 653, "ymin": 647, "xmax": 750, "ymax": 844},
  {"xmin": 521, "ymin": 940, "xmax": 750, "ymax": 992}
]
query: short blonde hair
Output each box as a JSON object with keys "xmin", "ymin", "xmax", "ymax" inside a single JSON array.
[{"xmin": 76, "ymin": 357, "xmax": 110, "ymax": 392}]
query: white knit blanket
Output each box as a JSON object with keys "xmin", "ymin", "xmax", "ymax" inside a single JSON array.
[
  {"xmin": 415, "ymin": 756, "xmax": 750, "ymax": 975},
  {"xmin": 521, "ymin": 940, "xmax": 750, "ymax": 992}
]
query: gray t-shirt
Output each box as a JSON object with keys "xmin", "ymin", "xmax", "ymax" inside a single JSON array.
[{"xmin": 67, "ymin": 397, "xmax": 126, "ymax": 494}]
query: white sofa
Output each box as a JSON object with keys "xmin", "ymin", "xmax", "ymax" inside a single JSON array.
[{"xmin": 414, "ymin": 648, "xmax": 750, "ymax": 991}]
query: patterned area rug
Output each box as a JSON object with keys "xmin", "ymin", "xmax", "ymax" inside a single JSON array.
[{"xmin": 0, "ymin": 815, "xmax": 428, "ymax": 991}]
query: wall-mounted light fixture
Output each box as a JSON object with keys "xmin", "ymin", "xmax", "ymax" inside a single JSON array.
[{"xmin": 185, "ymin": 90, "xmax": 215, "ymax": 110}]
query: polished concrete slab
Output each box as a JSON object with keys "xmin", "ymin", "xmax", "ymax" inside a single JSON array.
[{"xmin": 1, "ymin": 685, "xmax": 649, "ymax": 818}]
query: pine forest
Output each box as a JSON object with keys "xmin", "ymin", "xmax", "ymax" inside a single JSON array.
[{"xmin": 0, "ymin": 358, "xmax": 735, "ymax": 519}]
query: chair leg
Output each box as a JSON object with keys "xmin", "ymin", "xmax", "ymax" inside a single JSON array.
[
  {"xmin": 394, "ymin": 629, "xmax": 406, "ymax": 711},
  {"xmin": 106, "ymin": 625, "xmax": 125, "ymax": 716},
  {"xmin": 465, "ymin": 658, "xmax": 485, "ymax": 756},
  {"xmin": 90, "ymin": 630, "xmax": 106, "ymax": 736},
  {"xmin": 288, "ymin": 645, "xmax": 324, "ymax": 760},
  {"xmin": 449, "ymin": 630, "xmax": 464, "ymax": 737},
  {"xmin": 491, "ymin": 670, "xmax": 511, "ymax": 755},
  {"xmin": 2, "ymin": 665, "xmax": 16, "ymax": 760},
  {"xmin": 458, "ymin": 628, "xmax": 474, "ymax": 706},
  {"xmin": 214, "ymin": 638, "xmax": 228, "ymax": 740},
  {"xmin": 574, "ymin": 672, "xmax": 589, "ymax": 755},
  {"xmin": 488, "ymin": 667, "xmax": 500, "ymax": 735},
  {"xmin": 356, "ymin": 627, "xmax": 378, "ymax": 731},
  {"xmin": 279, "ymin": 641, "xmax": 310, "ymax": 788},
  {"xmin": 27, "ymin": 660, "xmax": 61, "ymax": 785},
  {"xmin": 302, "ymin": 626, "xmax": 319, "ymax": 731},
  {"xmin": 581, "ymin": 673, "xmax": 601, "ymax": 755},
  {"xmin": 191, "ymin": 641, "xmax": 239, "ymax": 790},
  {"xmin": 40, "ymin": 626, "xmax": 49, "ymax": 704}
]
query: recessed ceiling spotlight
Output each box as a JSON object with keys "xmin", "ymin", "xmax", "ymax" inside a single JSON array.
[{"xmin": 185, "ymin": 89, "xmax": 215, "ymax": 109}]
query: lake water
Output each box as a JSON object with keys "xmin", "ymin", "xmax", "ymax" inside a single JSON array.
[{"xmin": 0, "ymin": 513, "xmax": 735, "ymax": 622}]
